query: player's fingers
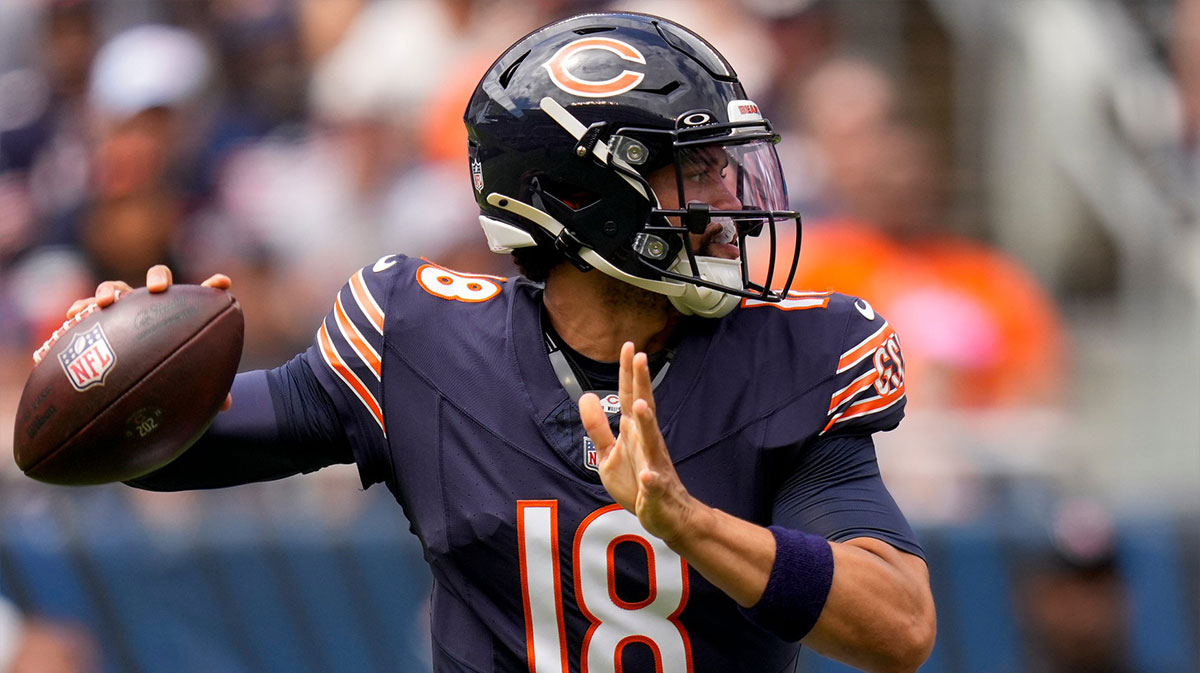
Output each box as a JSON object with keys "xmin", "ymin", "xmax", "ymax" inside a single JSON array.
[
  {"xmin": 631, "ymin": 398, "xmax": 667, "ymax": 466},
  {"xmin": 66, "ymin": 299, "xmax": 96, "ymax": 319},
  {"xmin": 618, "ymin": 413, "xmax": 647, "ymax": 477},
  {"xmin": 220, "ymin": 393, "xmax": 233, "ymax": 412},
  {"xmin": 579, "ymin": 393, "xmax": 616, "ymax": 453},
  {"xmin": 94, "ymin": 280, "xmax": 134, "ymax": 308},
  {"xmin": 631, "ymin": 351, "xmax": 655, "ymax": 414},
  {"xmin": 201, "ymin": 273, "xmax": 232, "ymax": 290},
  {"xmin": 618, "ymin": 341, "xmax": 635, "ymax": 416},
  {"xmin": 146, "ymin": 265, "xmax": 173, "ymax": 293},
  {"xmin": 628, "ymin": 401, "xmax": 653, "ymax": 475}
]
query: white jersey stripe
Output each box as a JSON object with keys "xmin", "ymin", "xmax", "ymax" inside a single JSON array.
[{"xmin": 349, "ymin": 269, "xmax": 385, "ymax": 335}]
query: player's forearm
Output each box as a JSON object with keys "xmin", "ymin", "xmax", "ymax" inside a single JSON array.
[
  {"xmin": 663, "ymin": 501, "xmax": 776, "ymax": 607},
  {"xmin": 803, "ymin": 537, "xmax": 936, "ymax": 673},
  {"xmin": 669, "ymin": 504, "xmax": 934, "ymax": 673}
]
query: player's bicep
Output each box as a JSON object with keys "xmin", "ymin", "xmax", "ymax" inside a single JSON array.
[{"xmin": 772, "ymin": 434, "xmax": 924, "ymax": 559}]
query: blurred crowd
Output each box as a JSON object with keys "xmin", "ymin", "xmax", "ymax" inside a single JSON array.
[
  {"xmin": 1, "ymin": 0, "xmax": 1197, "ymax": 671},
  {"xmin": 0, "ymin": 0, "xmax": 1196, "ymax": 519},
  {"xmin": 1, "ymin": 0, "xmax": 1196, "ymax": 527}
]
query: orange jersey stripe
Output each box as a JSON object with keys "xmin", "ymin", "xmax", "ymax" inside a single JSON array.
[
  {"xmin": 317, "ymin": 323, "xmax": 385, "ymax": 433},
  {"xmin": 334, "ymin": 295, "xmax": 381, "ymax": 379},
  {"xmin": 837, "ymin": 323, "xmax": 894, "ymax": 373},
  {"xmin": 821, "ymin": 386, "xmax": 906, "ymax": 433},
  {"xmin": 828, "ymin": 369, "xmax": 878, "ymax": 414},
  {"xmin": 349, "ymin": 270, "xmax": 385, "ymax": 335}
]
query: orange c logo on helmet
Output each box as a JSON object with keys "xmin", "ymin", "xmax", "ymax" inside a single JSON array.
[{"xmin": 543, "ymin": 37, "xmax": 646, "ymax": 98}]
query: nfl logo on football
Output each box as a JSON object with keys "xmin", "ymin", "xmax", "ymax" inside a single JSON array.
[
  {"xmin": 58, "ymin": 324, "xmax": 117, "ymax": 392},
  {"xmin": 583, "ymin": 436, "xmax": 599, "ymax": 473}
]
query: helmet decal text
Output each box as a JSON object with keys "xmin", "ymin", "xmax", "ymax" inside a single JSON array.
[{"xmin": 543, "ymin": 37, "xmax": 646, "ymax": 98}]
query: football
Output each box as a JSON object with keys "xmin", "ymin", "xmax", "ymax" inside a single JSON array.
[{"xmin": 12, "ymin": 285, "xmax": 244, "ymax": 485}]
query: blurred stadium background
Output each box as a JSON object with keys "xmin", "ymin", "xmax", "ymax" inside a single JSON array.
[{"xmin": 0, "ymin": 0, "xmax": 1196, "ymax": 671}]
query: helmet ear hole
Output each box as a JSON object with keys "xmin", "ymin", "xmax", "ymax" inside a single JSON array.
[{"xmin": 531, "ymin": 176, "xmax": 600, "ymax": 212}]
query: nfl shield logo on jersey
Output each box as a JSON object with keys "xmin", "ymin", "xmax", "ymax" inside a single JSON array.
[
  {"xmin": 583, "ymin": 436, "xmax": 599, "ymax": 472},
  {"xmin": 58, "ymin": 324, "xmax": 117, "ymax": 392}
]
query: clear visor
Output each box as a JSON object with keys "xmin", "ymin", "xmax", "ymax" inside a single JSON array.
[
  {"xmin": 670, "ymin": 139, "xmax": 789, "ymax": 216},
  {"xmin": 639, "ymin": 137, "xmax": 800, "ymax": 297}
]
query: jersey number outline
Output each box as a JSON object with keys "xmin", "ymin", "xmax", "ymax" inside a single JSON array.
[
  {"xmin": 416, "ymin": 263, "xmax": 503, "ymax": 302},
  {"xmin": 872, "ymin": 334, "xmax": 904, "ymax": 396},
  {"xmin": 518, "ymin": 501, "xmax": 693, "ymax": 673}
]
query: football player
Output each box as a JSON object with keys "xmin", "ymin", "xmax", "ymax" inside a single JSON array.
[{"xmin": 71, "ymin": 12, "xmax": 935, "ymax": 673}]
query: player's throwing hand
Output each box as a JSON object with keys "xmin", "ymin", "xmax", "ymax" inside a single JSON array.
[
  {"xmin": 64, "ymin": 264, "xmax": 235, "ymax": 410},
  {"xmin": 579, "ymin": 342, "xmax": 698, "ymax": 547},
  {"xmin": 66, "ymin": 265, "xmax": 232, "ymax": 318}
]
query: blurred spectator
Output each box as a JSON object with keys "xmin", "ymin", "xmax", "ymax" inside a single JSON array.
[
  {"xmin": 737, "ymin": 0, "xmax": 838, "ymax": 116},
  {"xmin": 0, "ymin": 0, "xmax": 98, "ymax": 262},
  {"xmin": 0, "ymin": 597, "xmax": 15, "ymax": 671},
  {"xmin": 749, "ymin": 57, "xmax": 1071, "ymax": 524},
  {"xmin": 196, "ymin": 0, "xmax": 536, "ymax": 361},
  {"xmin": 0, "ymin": 597, "xmax": 99, "ymax": 673},
  {"xmin": 82, "ymin": 24, "xmax": 212, "ymax": 286},
  {"xmin": 756, "ymin": 57, "xmax": 1066, "ymax": 408},
  {"xmin": 1017, "ymin": 499, "xmax": 1133, "ymax": 673},
  {"xmin": 618, "ymin": 0, "xmax": 778, "ymax": 95},
  {"xmin": 1174, "ymin": 0, "xmax": 1200, "ymax": 145},
  {"xmin": 1, "ymin": 248, "xmax": 93, "ymax": 354},
  {"xmin": 6, "ymin": 619, "xmax": 99, "ymax": 673},
  {"xmin": 196, "ymin": 1, "xmax": 310, "ymax": 196}
]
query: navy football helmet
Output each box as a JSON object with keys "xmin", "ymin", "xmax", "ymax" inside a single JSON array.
[{"xmin": 464, "ymin": 12, "xmax": 800, "ymax": 317}]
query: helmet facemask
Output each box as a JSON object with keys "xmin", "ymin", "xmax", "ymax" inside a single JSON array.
[{"xmin": 602, "ymin": 113, "xmax": 802, "ymax": 317}]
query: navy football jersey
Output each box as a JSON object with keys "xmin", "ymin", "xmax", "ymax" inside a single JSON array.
[{"xmin": 306, "ymin": 254, "xmax": 910, "ymax": 673}]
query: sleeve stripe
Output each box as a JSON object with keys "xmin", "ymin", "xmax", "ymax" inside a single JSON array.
[
  {"xmin": 334, "ymin": 295, "xmax": 382, "ymax": 380},
  {"xmin": 821, "ymin": 387, "xmax": 906, "ymax": 434},
  {"xmin": 349, "ymin": 270, "xmax": 385, "ymax": 335},
  {"xmin": 828, "ymin": 369, "xmax": 878, "ymax": 414},
  {"xmin": 836, "ymin": 323, "xmax": 893, "ymax": 373},
  {"xmin": 317, "ymin": 322, "xmax": 386, "ymax": 435}
]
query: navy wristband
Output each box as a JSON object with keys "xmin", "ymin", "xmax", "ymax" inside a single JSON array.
[{"xmin": 738, "ymin": 525, "xmax": 835, "ymax": 641}]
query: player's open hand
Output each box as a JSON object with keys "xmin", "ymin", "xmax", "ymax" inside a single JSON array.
[
  {"xmin": 579, "ymin": 342, "xmax": 697, "ymax": 546},
  {"xmin": 63, "ymin": 264, "xmax": 234, "ymax": 410}
]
